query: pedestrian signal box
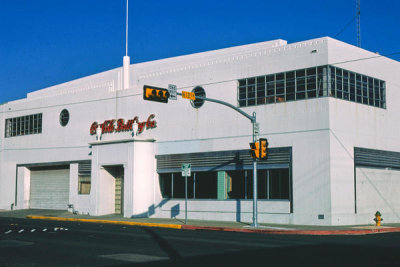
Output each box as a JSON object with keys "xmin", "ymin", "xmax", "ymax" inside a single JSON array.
[{"xmin": 143, "ymin": 85, "xmax": 170, "ymax": 103}]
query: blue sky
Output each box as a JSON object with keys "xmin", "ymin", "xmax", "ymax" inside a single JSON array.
[{"xmin": 1, "ymin": 0, "xmax": 399, "ymax": 104}]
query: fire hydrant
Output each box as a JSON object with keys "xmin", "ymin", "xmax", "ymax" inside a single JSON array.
[{"xmin": 374, "ymin": 211, "xmax": 383, "ymax": 226}]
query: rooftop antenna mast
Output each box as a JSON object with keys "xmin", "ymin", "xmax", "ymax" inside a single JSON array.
[
  {"xmin": 125, "ymin": 0, "xmax": 128, "ymax": 57},
  {"xmin": 123, "ymin": 0, "xmax": 130, "ymax": 89},
  {"xmin": 356, "ymin": 0, "xmax": 361, "ymax": 47}
]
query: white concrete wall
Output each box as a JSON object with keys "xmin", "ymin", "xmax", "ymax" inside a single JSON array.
[
  {"xmin": 327, "ymin": 38, "xmax": 400, "ymax": 225},
  {"xmin": 0, "ymin": 105, "xmax": 4, "ymax": 209},
  {"xmin": 16, "ymin": 167, "xmax": 30, "ymax": 209},
  {"xmin": 89, "ymin": 140, "xmax": 155, "ymax": 217},
  {"xmin": 132, "ymin": 141, "xmax": 156, "ymax": 216},
  {"xmin": 135, "ymin": 38, "xmax": 332, "ymax": 225},
  {"xmin": 68, "ymin": 163, "xmax": 90, "ymax": 215},
  {"xmin": 154, "ymin": 199, "xmax": 290, "ymax": 224},
  {"xmin": 1, "ymin": 37, "xmax": 399, "ymax": 225},
  {"xmin": 91, "ymin": 142, "xmax": 129, "ymax": 216},
  {"xmin": 0, "ymin": 37, "xmax": 332, "ymax": 224},
  {"xmin": 97, "ymin": 167, "xmax": 115, "ymax": 215}
]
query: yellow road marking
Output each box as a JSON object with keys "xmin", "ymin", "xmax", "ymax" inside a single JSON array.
[{"xmin": 26, "ymin": 216, "xmax": 182, "ymax": 229}]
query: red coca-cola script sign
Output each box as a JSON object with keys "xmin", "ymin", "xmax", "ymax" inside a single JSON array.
[{"xmin": 90, "ymin": 114, "xmax": 157, "ymax": 135}]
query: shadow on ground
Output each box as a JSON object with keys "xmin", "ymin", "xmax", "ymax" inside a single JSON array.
[{"xmin": 116, "ymin": 243, "xmax": 400, "ymax": 267}]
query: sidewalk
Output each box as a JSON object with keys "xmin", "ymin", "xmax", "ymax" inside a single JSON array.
[{"xmin": 2, "ymin": 209, "xmax": 400, "ymax": 235}]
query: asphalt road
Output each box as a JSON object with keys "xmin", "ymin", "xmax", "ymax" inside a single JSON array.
[{"xmin": 1, "ymin": 217, "xmax": 400, "ymax": 266}]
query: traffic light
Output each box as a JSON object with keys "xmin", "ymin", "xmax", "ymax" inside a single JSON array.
[
  {"xmin": 259, "ymin": 138, "xmax": 269, "ymax": 160},
  {"xmin": 143, "ymin": 85, "xmax": 170, "ymax": 103},
  {"xmin": 249, "ymin": 141, "xmax": 260, "ymax": 159}
]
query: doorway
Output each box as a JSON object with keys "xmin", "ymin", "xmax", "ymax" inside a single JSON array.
[{"xmin": 104, "ymin": 165, "xmax": 124, "ymax": 215}]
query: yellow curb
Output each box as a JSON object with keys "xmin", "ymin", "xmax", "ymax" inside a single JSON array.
[{"xmin": 26, "ymin": 215, "xmax": 182, "ymax": 229}]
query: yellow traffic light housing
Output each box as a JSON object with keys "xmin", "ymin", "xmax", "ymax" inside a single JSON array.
[
  {"xmin": 249, "ymin": 141, "xmax": 260, "ymax": 159},
  {"xmin": 143, "ymin": 85, "xmax": 170, "ymax": 103},
  {"xmin": 250, "ymin": 139, "xmax": 268, "ymax": 160},
  {"xmin": 259, "ymin": 138, "xmax": 268, "ymax": 160}
]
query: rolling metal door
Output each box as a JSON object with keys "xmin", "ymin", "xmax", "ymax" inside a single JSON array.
[
  {"xmin": 30, "ymin": 168, "xmax": 70, "ymax": 210},
  {"xmin": 354, "ymin": 147, "xmax": 400, "ymax": 214}
]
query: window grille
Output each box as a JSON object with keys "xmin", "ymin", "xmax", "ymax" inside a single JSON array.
[
  {"xmin": 5, "ymin": 113, "xmax": 42, "ymax": 138},
  {"xmin": 238, "ymin": 65, "xmax": 386, "ymax": 109}
]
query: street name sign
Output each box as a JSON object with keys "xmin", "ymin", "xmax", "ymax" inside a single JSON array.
[
  {"xmin": 168, "ymin": 84, "xmax": 177, "ymax": 100},
  {"xmin": 182, "ymin": 91, "xmax": 196, "ymax": 100}
]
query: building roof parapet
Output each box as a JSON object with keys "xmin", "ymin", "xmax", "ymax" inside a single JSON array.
[
  {"xmin": 7, "ymin": 37, "xmax": 369, "ymax": 105},
  {"xmin": 136, "ymin": 37, "xmax": 330, "ymax": 80}
]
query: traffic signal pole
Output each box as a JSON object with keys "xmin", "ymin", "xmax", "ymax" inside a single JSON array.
[
  {"xmin": 177, "ymin": 92, "xmax": 259, "ymax": 227},
  {"xmin": 145, "ymin": 87, "xmax": 260, "ymax": 227},
  {"xmin": 252, "ymin": 112, "xmax": 258, "ymax": 227}
]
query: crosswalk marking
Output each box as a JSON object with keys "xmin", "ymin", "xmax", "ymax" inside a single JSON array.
[{"xmin": 2, "ymin": 226, "xmax": 69, "ymax": 235}]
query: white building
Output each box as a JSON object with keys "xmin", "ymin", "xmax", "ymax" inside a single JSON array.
[{"xmin": 1, "ymin": 37, "xmax": 399, "ymax": 225}]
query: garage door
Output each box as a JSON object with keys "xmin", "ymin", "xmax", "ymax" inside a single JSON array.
[
  {"xmin": 30, "ymin": 168, "xmax": 70, "ymax": 210},
  {"xmin": 354, "ymin": 147, "xmax": 400, "ymax": 221},
  {"xmin": 356, "ymin": 167, "xmax": 400, "ymax": 215}
]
